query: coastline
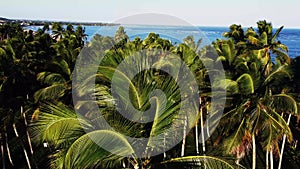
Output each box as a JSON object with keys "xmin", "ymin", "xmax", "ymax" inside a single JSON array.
[{"xmin": 0, "ymin": 17, "xmax": 120, "ymax": 26}]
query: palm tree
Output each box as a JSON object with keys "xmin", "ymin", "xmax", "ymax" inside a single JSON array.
[
  {"xmin": 34, "ymin": 23, "xmax": 86, "ymax": 105},
  {"xmin": 215, "ymin": 23, "xmax": 298, "ymax": 168},
  {"xmin": 32, "ymin": 31, "xmax": 200, "ymax": 168},
  {"xmin": 114, "ymin": 26, "xmax": 129, "ymax": 43},
  {"xmin": 223, "ymin": 24, "xmax": 245, "ymax": 43},
  {"xmin": 51, "ymin": 22, "xmax": 64, "ymax": 40},
  {"xmin": 33, "ymin": 59, "xmax": 72, "ymax": 104}
]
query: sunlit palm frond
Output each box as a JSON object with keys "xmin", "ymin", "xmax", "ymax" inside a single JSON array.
[
  {"xmin": 64, "ymin": 130, "xmax": 134, "ymax": 169},
  {"xmin": 162, "ymin": 156, "xmax": 236, "ymax": 169},
  {"xmin": 37, "ymin": 72, "xmax": 66, "ymax": 85},
  {"xmin": 34, "ymin": 83, "xmax": 67, "ymax": 102}
]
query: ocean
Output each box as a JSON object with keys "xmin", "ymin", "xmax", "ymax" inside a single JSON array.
[{"xmin": 27, "ymin": 25, "xmax": 300, "ymax": 58}]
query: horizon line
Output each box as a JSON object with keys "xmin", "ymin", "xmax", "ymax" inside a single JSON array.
[{"xmin": 2, "ymin": 16, "xmax": 300, "ymax": 29}]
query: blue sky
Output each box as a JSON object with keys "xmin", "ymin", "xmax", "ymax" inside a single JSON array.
[{"xmin": 1, "ymin": 0, "xmax": 300, "ymax": 28}]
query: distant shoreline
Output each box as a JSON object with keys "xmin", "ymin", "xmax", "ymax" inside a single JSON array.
[{"xmin": 0, "ymin": 17, "xmax": 120, "ymax": 26}]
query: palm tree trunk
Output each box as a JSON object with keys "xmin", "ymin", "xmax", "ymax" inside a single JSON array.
[
  {"xmin": 266, "ymin": 150, "xmax": 269, "ymax": 169},
  {"xmin": 252, "ymin": 135, "xmax": 256, "ymax": 169},
  {"xmin": 4, "ymin": 131, "xmax": 13, "ymax": 166},
  {"xmin": 13, "ymin": 123, "xmax": 32, "ymax": 169},
  {"xmin": 236, "ymin": 158, "xmax": 240, "ymax": 166},
  {"xmin": 21, "ymin": 106, "xmax": 34, "ymax": 155},
  {"xmin": 270, "ymin": 149, "xmax": 274, "ymax": 169},
  {"xmin": 206, "ymin": 111, "xmax": 210, "ymax": 138},
  {"xmin": 278, "ymin": 114, "xmax": 292, "ymax": 169},
  {"xmin": 21, "ymin": 107, "xmax": 38, "ymax": 169},
  {"xmin": 181, "ymin": 115, "xmax": 187, "ymax": 157},
  {"xmin": 1, "ymin": 133, "xmax": 5, "ymax": 169},
  {"xmin": 163, "ymin": 133, "xmax": 167, "ymax": 158},
  {"xmin": 200, "ymin": 97, "xmax": 206, "ymax": 154},
  {"xmin": 195, "ymin": 121, "xmax": 199, "ymax": 155}
]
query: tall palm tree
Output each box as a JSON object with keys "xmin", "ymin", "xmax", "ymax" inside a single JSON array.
[
  {"xmin": 215, "ymin": 22, "xmax": 298, "ymax": 168},
  {"xmin": 32, "ymin": 31, "xmax": 198, "ymax": 169}
]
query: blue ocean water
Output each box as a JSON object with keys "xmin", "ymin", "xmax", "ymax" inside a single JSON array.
[
  {"xmin": 85, "ymin": 25, "xmax": 300, "ymax": 58},
  {"xmin": 26, "ymin": 25, "xmax": 300, "ymax": 58}
]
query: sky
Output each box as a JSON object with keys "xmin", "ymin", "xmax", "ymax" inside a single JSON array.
[{"xmin": 1, "ymin": 0, "xmax": 300, "ymax": 28}]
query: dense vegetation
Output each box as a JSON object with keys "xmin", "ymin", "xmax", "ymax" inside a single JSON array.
[{"xmin": 0, "ymin": 21, "xmax": 300, "ymax": 169}]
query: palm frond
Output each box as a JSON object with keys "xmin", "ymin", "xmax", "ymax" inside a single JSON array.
[
  {"xmin": 30, "ymin": 102, "xmax": 91, "ymax": 146},
  {"xmin": 271, "ymin": 26, "xmax": 284, "ymax": 43},
  {"xmin": 162, "ymin": 156, "xmax": 236, "ymax": 169},
  {"xmin": 64, "ymin": 130, "xmax": 134, "ymax": 169},
  {"xmin": 264, "ymin": 65, "xmax": 291, "ymax": 86},
  {"xmin": 272, "ymin": 94, "xmax": 298, "ymax": 116},
  {"xmin": 37, "ymin": 72, "xmax": 66, "ymax": 85},
  {"xmin": 236, "ymin": 73, "xmax": 254, "ymax": 95},
  {"xmin": 34, "ymin": 83, "xmax": 67, "ymax": 102}
]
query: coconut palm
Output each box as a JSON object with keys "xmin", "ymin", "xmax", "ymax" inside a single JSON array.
[
  {"xmin": 34, "ymin": 23, "xmax": 86, "ymax": 104},
  {"xmin": 32, "ymin": 31, "xmax": 194, "ymax": 169},
  {"xmin": 217, "ymin": 48, "xmax": 297, "ymax": 169},
  {"xmin": 224, "ymin": 21, "xmax": 290, "ymax": 66},
  {"xmin": 223, "ymin": 24, "xmax": 245, "ymax": 43},
  {"xmin": 33, "ymin": 58, "xmax": 72, "ymax": 104}
]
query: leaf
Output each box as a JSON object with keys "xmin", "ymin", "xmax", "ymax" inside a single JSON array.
[
  {"xmin": 272, "ymin": 94, "xmax": 298, "ymax": 116},
  {"xmin": 37, "ymin": 72, "xmax": 66, "ymax": 85},
  {"xmin": 260, "ymin": 106, "xmax": 293, "ymax": 151},
  {"xmin": 214, "ymin": 79, "xmax": 239, "ymax": 95},
  {"xmin": 163, "ymin": 156, "xmax": 236, "ymax": 169},
  {"xmin": 34, "ymin": 83, "xmax": 66, "ymax": 102},
  {"xmin": 248, "ymin": 36, "xmax": 259, "ymax": 45},
  {"xmin": 264, "ymin": 65, "xmax": 291, "ymax": 86},
  {"xmin": 51, "ymin": 59, "xmax": 71, "ymax": 76},
  {"xmin": 224, "ymin": 118, "xmax": 246, "ymax": 154},
  {"xmin": 30, "ymin": 102, "xmax": 90, "ymax": 145},
  {"xmin": 260, "ymin": 32, "xmax": 268, "ymax": 46},
  {"xmin": 64, "ymin": 130, "xmax": 134, "ymax": 169},
  {"xmin": 273, "ymin": 48, "xmax": 290, "ymax": 64},
  {"xmin": 271, "ymin": 26, "xmax": 284, "ymax": 42},
  {"xmin": 236, "ymin": 73, "xmax": 254, "ymax": 95}
]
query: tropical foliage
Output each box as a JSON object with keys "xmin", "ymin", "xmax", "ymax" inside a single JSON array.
[{"xmin": 0, "ymin": 21, "xmax": 300, "ymax": 169}]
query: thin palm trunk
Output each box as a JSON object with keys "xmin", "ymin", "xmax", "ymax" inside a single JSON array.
[
  {"xmin": 270, "ymin": 149, "xmax": 274, "ymax": 169},
  {"xmin": 122, "ymin": 159, "xmax": 126, "ymax": 168},
  {"xmin": 252, "ymin": 135, "xmax": 256, "ymax": 169},
  {"xmin": 4, "ymin": 131, "xmax": 13, "ymax": 166},
  {"xmin": 278, "ymin": 114, "xmax": 292, "ymax": 169},
  {"xmin": 181, "ymin": 115, "xmax": 187, "ymax": 157},
  {"xmin": 206, "ymin": 111, "xmax": 210, "ymax": 138},
  {"xmin": 163, "ymin": 133, "xmax": 167, "ymax": 158},
  {"xmin": 200, "ymin": 97, "xmax": 206, "ymax": 154},
  {"xmin": 236, "ymin": 159, "xmax": 240, "ymax": 166},
  {"xmin": 13, "ymin": 123, "xmax": 31, "ymax": 169},
  {"xmin": 21, "ymin": 106, "xmax": 34, "ymax": 155},
  {"xmin": 266, "ymin": 150, "xmax": 269, "ymax": 169},
  {"xmin": 1, "ymin": 134, "xmax": 5, "ymax": 169},
  {"xmin": 21, "ymin": 107, "xmax": 38, "ymax": 169},
  {"xmin": 195, "ymin": 121, "xmax": 199, "ymax": 155}
]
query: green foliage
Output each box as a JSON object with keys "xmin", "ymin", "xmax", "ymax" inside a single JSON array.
[
  {"xmin": 163, "ymin": 156, "xmax": 237, "ymax": 168},
  {"xmin": 1, "ymin": 20, "xmax": 300, "ymax": 169},
  {"xmin": 0, "ymin": 22, "xmax": 87, "ymax": 168}
]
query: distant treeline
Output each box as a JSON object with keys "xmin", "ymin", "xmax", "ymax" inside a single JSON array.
[{"xmin": 0, "ymin": 17, "xmax": 120, "ymax": 26}]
